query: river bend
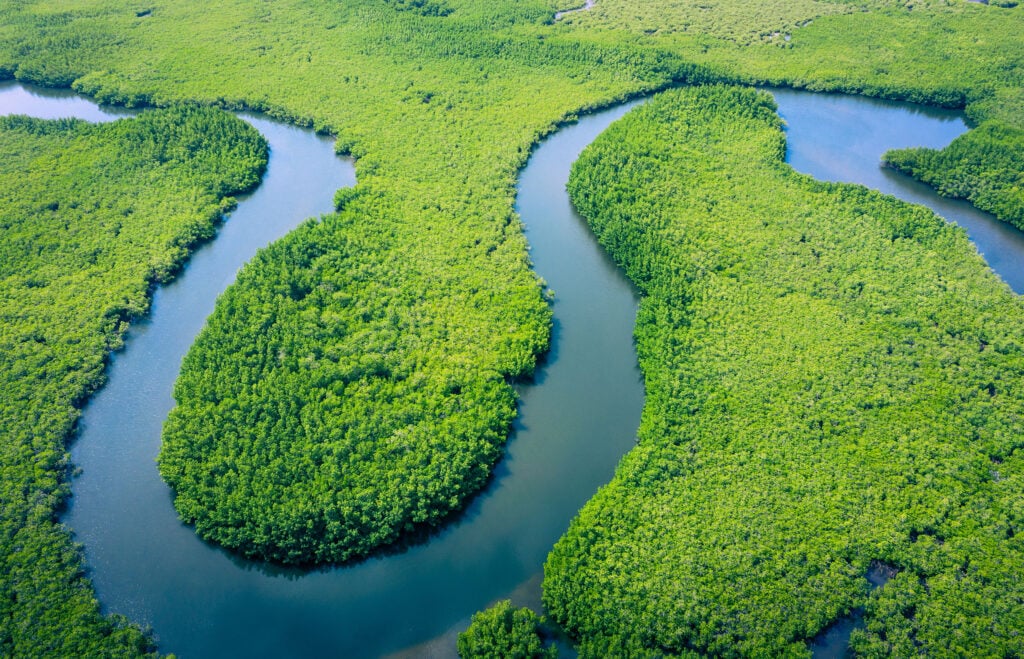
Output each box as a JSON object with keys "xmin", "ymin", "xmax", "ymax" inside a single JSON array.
[{"xmin": 1, "ymin": 82, "xmax": 1019, "ymax": 658}]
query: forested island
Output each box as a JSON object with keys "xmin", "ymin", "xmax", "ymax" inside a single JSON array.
[{"xmin": 0, "ymin": 0, "xmax": 1021, "ymax": 655}]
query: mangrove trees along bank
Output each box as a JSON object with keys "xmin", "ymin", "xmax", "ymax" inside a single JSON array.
[
  {"xmin": 884, "ymin": 122, "xmax": 1024, "ymax": 230},
  {"xmin": 0, "ymin": 107, "xmax": 266, "ymax": 656},
  {"xmin": 545, "ymin": 86, "xmax": 1024, "ymax": 657},
  {"xmin": 156, "ymin": 201, "xmax": 546, "ymax": 563},
  {"xmin": 0, "ymin": 0, "xmax": 1021, "ymax": 650}
]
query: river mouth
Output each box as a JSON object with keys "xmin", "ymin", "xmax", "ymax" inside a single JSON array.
[{"xmin": 2, "ymin": 81, "xmax": 1019, "ymax": 657}]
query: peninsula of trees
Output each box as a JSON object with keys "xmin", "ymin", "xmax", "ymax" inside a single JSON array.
[{"xmin": 546, "ymin": 85, "xmax": 1024, "ymax": 656}]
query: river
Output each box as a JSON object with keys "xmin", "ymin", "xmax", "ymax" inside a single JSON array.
[
  {"xmin": 0, "ymin": 81, "xmax": 1016, "ymax": 657},
  {"xmin": 772, "ymin": 88, "xmax": 1023, "ymax": 294}
]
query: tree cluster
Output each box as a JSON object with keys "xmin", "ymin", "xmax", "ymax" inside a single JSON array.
[
  {"xmin": 545, "ymin": 85, "xmax": 1024, "ymax": 657},
  {"xmin": 457, "ymin": 600, "xmax": 556, "ymax": 658},
  {"xmin": 885, "ymin": 121, "xmax": 1024, "ymax": 229}
]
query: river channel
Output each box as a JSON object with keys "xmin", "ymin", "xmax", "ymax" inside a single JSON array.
[{"xmin": 1, "ymin": 81, "xmax": 1017, "ymax": 657}]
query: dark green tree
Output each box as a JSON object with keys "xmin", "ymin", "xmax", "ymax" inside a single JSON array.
[{"xmin": 458, "ymin": 601, "xmax": 556, "ymax": 659}]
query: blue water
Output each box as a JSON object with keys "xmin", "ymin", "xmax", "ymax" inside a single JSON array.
[{"xmin": 2, "ymin": 80, "xmax": 1016, "ymax": 657}]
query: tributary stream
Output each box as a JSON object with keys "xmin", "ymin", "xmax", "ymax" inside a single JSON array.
[{"xmin": 1, "ymin": 81, "xmax": 1018, "ymax": 657}]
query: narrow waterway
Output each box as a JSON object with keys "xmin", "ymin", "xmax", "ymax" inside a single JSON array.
[
  {"xmin": 0, "ymin": 82, "xmax": 644, "ymax": 657},
  {"xmin": 2, "ymin": 81, "xmax": 1018, "ymax": 658},
  {"xmin": 771, "ymin": 88, "xmax": 1024, "ymax": 294}
]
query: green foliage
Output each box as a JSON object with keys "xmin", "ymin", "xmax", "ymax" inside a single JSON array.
[
  {"xmin": 457, "ymin": 601, "xmax": 556, "ymax": 659},
  {"xmin": 964, "ymin": 86, "xmax": 1024, "ymax": 127},
  {"xmin": 885, "ymin": 120, "xmax": 1024, "ymax": 228},
  {"xmin": 564, "ymin": 0, "xmax": 1023, "ymax": 106},
  {"xmin": 560, "ymin": 0, "xmax": 1024, "ymax": 236},
  {"xmin": 555, "ymin": 0, "xmax": 855, "ymax": 44},
  {"xmin": 89, "ymin": 0, "xmax": 692, "ymax": 565},
  {"xmin": 157, "ymin": 210, "xmax": 536, "ymax": 561},
  {"xmin": 545, "ymin": 85, "xmax": 1024, "ymax": 657},
  {"xmin": 0, "ymin": 0, "xmax": 1019, "ymax": 570},
  {"xmin": 0, "ymin": 0, "xmax": 1022, "ymax": 650},
  {"xmin": 0, "ymin": 107, "xmax": 266, "ymax": 655}
]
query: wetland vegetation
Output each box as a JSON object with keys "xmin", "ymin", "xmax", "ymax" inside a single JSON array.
[
  {"xmin": 0, "ymin": 106, "xmax": 266, "ymax": 656},
  {"xmin": 546, "ymin": 84, "xmax": 1024, "ymax": 657},
  {"xmin": 0, "ymin": 0, "xmax": 1021, "ymax": 654},
  {"xmin": 885, "ymin": 122, "xmax": 1024, "ymax": 230},
  {"xmin": 457, "ymin": 600, "xmax": 556, "ymax": 658}
]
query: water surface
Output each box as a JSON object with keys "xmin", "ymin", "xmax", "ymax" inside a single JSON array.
[
  {"xmin": 3, "ymin": 80, "xmax": 1020, "ymax": 658},
  {"xmin": 772, "ymin": 88, "xmax": 1024, "ymax": 294}
]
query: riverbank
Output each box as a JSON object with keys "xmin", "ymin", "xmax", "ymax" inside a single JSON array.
[
  {"xmin": 4, "ymin": 74, "xmax": 1022, "ymax": 659},
  {"xmin": 547, "ymin": 84, "xmax": 1024, "ymax": 657},
  {"xmin": 0, "ymin": 85, "xmax": 271, "ymax": 657}
]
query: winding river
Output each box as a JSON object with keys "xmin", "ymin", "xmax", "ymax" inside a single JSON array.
[
  {"xmin": 771, "ymin": 88, "xmax": 1024, "ymax": 294},
  {"xmin": 1, "ymin": 81, "xmax": 1019, "ymax": 657}
]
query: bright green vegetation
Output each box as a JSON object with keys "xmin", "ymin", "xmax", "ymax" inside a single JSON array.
[
  {"xmin": 457, "ymin": 600, "xmax": 556, "ymax": 659},
  {"xmin": 544, "ymin": 85, "xmax": 1024, "ymax": 657},
  {"xmin": 564, "ymin": 0, "xmax": 1024, "ymax": 231},
  {"xmin": 0, "ymin": 0, "xmax": 703, "ymax": 567},
  {"xmin": 556, "ymin": 0, "xmax": 854, "ymax": 45},
  {"xmin": 0, "ymin": 0, "xmax": 1022, "ymax": 651},
  {"xmin": 0, "ymin": 108, "xmax": 266, "ymax": 655},
  {"xmin": 133, "ymin": 3, "xmax": 701, "ymax": 565},
  {"xmin": 156, "ymin": 204, "xmax": 547, "ymax": 562},
  {"xmin": 0, "ymin": 0, "xmax": 1018, "ymax": 568},
  {"xmin": 564, "ymin": 0, "xmax": 1023, "ymax": 105},
  {"xmin": 885, "ymin": 122, "xmax": 1024, "ymax": 228}
]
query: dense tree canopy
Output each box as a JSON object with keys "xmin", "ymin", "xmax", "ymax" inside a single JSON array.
[
  {"xmin": 544, "ymin": 85, "xmax": 1024, "ymax": 657},
  {"xmin": 0, "ymin": 107, "xmax": 266, "ymax": 656},
  {"xmin": 0, "ymin": 0, "xmax": 1020, "ymax": 653},
  {"xmin": 885, "ymin": 121, "xmax": 1024, "ymax": 229},
  {"xmin": 457, "ymin": 600, "xmax": 556, "ymax": 658}
]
